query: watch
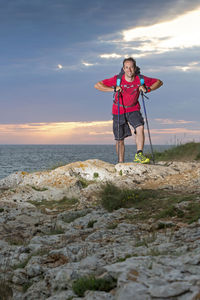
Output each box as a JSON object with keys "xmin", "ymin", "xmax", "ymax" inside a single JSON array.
[{"xmin": 145, "ymin": 87, "xmax": 151, "ymax": 93}]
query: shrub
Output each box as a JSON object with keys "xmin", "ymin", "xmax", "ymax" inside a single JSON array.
[
  {"xmin": 99, "ymin": 183, "xmax": 134, "ymax": 212},
  {"xmin": 99, "ymin": 183, "xmax": 157, "ymax": 212},
  {"xmin": 72, "ymin": 275, "xmax": 117, "ymax": 297}
]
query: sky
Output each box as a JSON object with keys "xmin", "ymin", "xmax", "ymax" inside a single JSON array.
[{"xmin": 0, "ymin": 0, "xmax": 200, "ymax": 144}]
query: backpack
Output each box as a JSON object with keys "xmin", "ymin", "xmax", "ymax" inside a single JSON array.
[{"xmin": 116, "ymin": 67, "xmax": 145, "ymax": 87}]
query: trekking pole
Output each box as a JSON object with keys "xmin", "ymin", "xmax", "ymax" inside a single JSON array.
[
  {"xmin": 117, "ymin": 84, "xmax": 120, "ymax": 163},
  {"xmin": 140, "ymin": 91, "xmax": 155, "ymax": 164},
  {"xmin": 116, "ymin": 71, "xmax": 123, "ymax": 163}
]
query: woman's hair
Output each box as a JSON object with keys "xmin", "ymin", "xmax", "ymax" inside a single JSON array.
[{"xmin": 123, "ymin": 57, "xmax": 140, "ymax": 74}]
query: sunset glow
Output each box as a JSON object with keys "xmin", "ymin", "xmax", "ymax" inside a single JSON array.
[{"xmin": 0, "ymin": 120, "xmax": 199, "ymax": 145}]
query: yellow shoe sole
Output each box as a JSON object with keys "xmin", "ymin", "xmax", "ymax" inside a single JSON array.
[{"xmin": 134, "ymin": 158, "xmax": 150, "ymax": 164}]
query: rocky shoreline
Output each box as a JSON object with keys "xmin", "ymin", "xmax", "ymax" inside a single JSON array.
[{"xmin": 0, "ymin": 159, "xmax": 200, "ymax": 299}]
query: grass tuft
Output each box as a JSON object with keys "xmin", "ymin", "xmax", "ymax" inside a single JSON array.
[
  {"xmin": 13, "ymin": 257, "xmax": 30, "ymax": 270},
  {"xmin": 47, "ymin": 225, "xmax": 65, "ymax": 235},
  {"xmin": 184, "ymin": 202, "xmax": 200, "ymax": 223},
  {"xmin": 72, "ymin": 275, "xmax": 117, "ymax": 297},
  {"xmin": 31, "ymin": 186, "xmax": 48, "ymax": 192},
  {"xmin": 28, "ymin": 196, "xmax": 78, "ymax": 212},
  {"xmin": 87, "ymin": 220, "xmax": 97, "ymax": 228},
  {"xmin": 116, "ymin": 254, "xmax": 132, "ymax": 262},
  {"xmin": 107, "ymin": 223, "xmax": 118, "ymax": 230},
  {"xmin": 99, "ymin": 183, "xmax": 158, "ymax": 212}
]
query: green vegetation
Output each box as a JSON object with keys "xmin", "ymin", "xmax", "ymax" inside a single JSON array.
[
  {"xmin": 93, "ymin": 172, "xmax": 99, "ymax": 178},
  {"xmin": 0, "ymin": 281, "xmax": 13, "ymax": 300},
  {"xmin": 99, "ymin": 183, "xmax": 200, "ymax": 224},
  {"xmin": 31, "ymin": 186, "xmax": 48, "ymax": 192},
  {"xmin": 13, "ymin": 249, "xmax": 49, "ymax": 270},
  {"xmin": 13, "ymin": 257, "xmax": 30, "ymax": 270},
  {"xmin": 156, "ymin": 206, "xmax": 184, "ymax": 219},
  {"xmin": 107, "ymin": 222, "xmax": 118, "ymax": 230},
  {"xmin": 61, "ymin": 210, "xmax": 89, "ymax": 223},
  {"xmin": 47, "ymin": 225, "xmax": 65, "ymax": 235},
  {"xmin": 0, "ymin": 208, "xmax": 4, "ymax": 212},
  {"xmin": 150, "ymin": 142, "xmax": 200, "ymax": 161},
  {"xmin": 76, "ymin": 174, "xmax": 96, "ymax": 188},
  {"xmin": 156, "ymin": 221, "xmax": 175, "ymax": 230},
  {"xmin": 116, "ymin": 254, "xmax": 132, "ymax": 262},
  {"xmin": 79, "ymin": 177, "xmax": 91, "ymax": 189},
  {"xmin": 28, "ymin": 196, "xmax": 78, "ymax": 212},
  {"xmin": 32, "ymin": 249, "xmax": 50, "ymax": 257},
  {"xmin": 72, "ymin": 275, "xmax": 117, "ymax": 297},
  {"xmin": 6, "ymin": 234, "xmax": 28, "ymax": 246},
  {"xmin": 184, "ymin": 202, "xmax": 200, "ymax": 223},
  {"xmin": 100, "ymin": 183, "xmax": 159, "ymax": 212},
  {"xmin": 22, "ymin": 282, "xmax": 33, "ymax": 293},
  {"xmin": 87, "ymin": 220, "xmax": 97, "ymax": 228},
  {"xmin": 147, "ymin": 248, "xmax": 163, "ymax": 256}
]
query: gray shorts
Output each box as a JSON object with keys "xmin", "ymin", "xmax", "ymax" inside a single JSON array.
[{"xmin": 113, "ymin": 111, "xmax": 144, "ymax": 140}]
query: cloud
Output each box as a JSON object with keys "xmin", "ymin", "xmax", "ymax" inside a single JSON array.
[
  {"xmin": 98, "ymin": 6, "xmax": 200, "ymax": 62},
  {"xmin": 100, "ymin": 53, "xmax": 122, "ymax": 59},
  {"xmin": 155, "ymin": 119, "xmax": 196, "ymax": 125},
  {"xmin": 82, "ymin": 61, "xmax": 95, "ymax": 67},
  {"xmin": 89, "ymin": 131, "xmax": 112, "ymax": 135},
  {"xmin": 122, "ymin": 7, "xmax": 200, "ymax": 55},
  {"xmin": 151, "ymin": 128, "xmax": 200, "ymax": 134},
  {"xmin": 174, "ymin": 61, "xmax": 200, "ymax": 72},
  {"xmin": 57, "ymin": 64, "xmax": 63, "ymax": 69},
  {"xmin": 144, "ymin": 127, "xmax": 200, "ymax": 145}
]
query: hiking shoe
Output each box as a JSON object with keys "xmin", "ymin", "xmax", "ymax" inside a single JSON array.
[{"xmin": 134, "ymin": 152, "xmax": 150, "ymax": 164}]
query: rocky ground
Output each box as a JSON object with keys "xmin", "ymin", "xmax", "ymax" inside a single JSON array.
[{"xmin": 0, "ymin": 159, "xmax": 200, "ymax": 300}]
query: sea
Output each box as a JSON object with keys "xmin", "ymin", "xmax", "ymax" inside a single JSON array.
[{"xmin": 0, "ymin": 144, "xmax": 173, "ymax": 180}]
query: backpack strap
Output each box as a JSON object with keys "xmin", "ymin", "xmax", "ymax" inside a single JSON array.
[
  {"xmin": 116, "ymin": 69, "xmax": 145, "ymax": 86},
  {"xmin": 137, "ymin": 74, "xmax": 150, "ymax": 99},
  {"xmin": 116, "ymin": 67, "xmax": 124, "ymax": 86},
  {"xmin": 137, "ymin": 74, "xmax": 145, "ymax": 86}
]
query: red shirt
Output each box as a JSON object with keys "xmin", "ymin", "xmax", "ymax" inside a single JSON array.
[{"xmin": 102, "ymin": 74, "xmax": 158, "ymax": 115}]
